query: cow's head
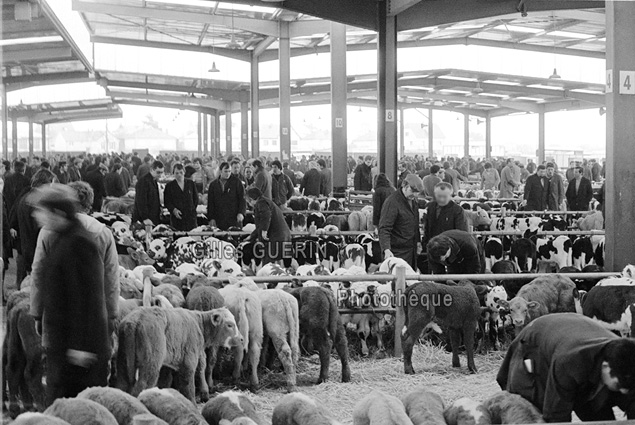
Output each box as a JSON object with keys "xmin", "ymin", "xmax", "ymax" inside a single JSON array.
[
  {"xmin": 127, "ymin": 247, "xmax": 155, "ymax": 266},
  {"xmin": 205, "ymin": 307, "xmax": 243, "ymax": 348},
  {"xmin": 498, "ymin": 297, "xmax": 540, "ymax": 328}
]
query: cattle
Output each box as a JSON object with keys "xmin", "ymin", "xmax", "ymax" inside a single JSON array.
[
  {"xmin": 378, "ymin": 257, "xmax": 417, "ymax": 277},
  {"xmin": 325, "ymin": 214, "xmax": 349, "ymax": 231},
  {"xmin": 464, "ymin": 208, "xmax": 492, "ymax": 231},
  {"xmin": 400, "ymin": 388, "xmax": 445, "ymax": 425},
  {"xmin": 444, "ymin": 398, "xmax": 491, "ymax": 425},
  {"xmin": 510, "ymin": 238, "xmax": 536, "ymax": 272},
  {"xmin": 341, "ymin": 243, "xmax": 367, "ymax": 270},
  {"xmin": 402, "ymin": 282, "xmax": 480, "ymax": 374},
  {"xmin": 348, "ymin": 211, "xmax": 368, "ymax": 232},
  {"xmin": 293, "ymin": 237, "xmax": 321, "ymax": 267},
  {"xmin": 483, "ymin": 391, "xmax": 544, "ymax": 424},
  {"xmin": 77, "ymin": 387, "xmax": 167, "ymax": 425},
  {"xmin": 536, "ymin": 260, "xmax": 559, "ymax": 274},
  {"xmin": 4, "ymin": 292, "xmax": 44, "ymax": 418},
  {"xmin": 217, "ymin": 286, "xmax": 263, "ymax": 391},
  {"xmin": 296, "ymin": 264, "xmax": 330, "ymax": 277},
  {"xmin": 202, "ymin": 259, "xmax": 244, "ymax": 278},
  {"xmin": 576, "ymin": 210, "xmax": 604, "ymax": 231},
  {"xmin": 352, "ymin": 390, "xmax": 414, "ymax": 425},
  {"xmin": 288, "ymin": 286, "xmax": 351, "ymax": 383},
  {"xmin": 497, "ymin": 275, "xmax": 579, "ymax": 331},
  {"xmin": 594, "ymin": 236, "xmax": 606, "ymax": 268},
  {"xmin": 272, "ymin": 392, "xmax": 342, "ymax": 425},
  {"xmin": 288, "ymin": 197, "xmax": 310, "ymax": 211},
  {"xmin": 484, "ymin": 285, "xmax": 509, "ymax": 350},
  {"xmin": 119, "ymin": 247, "xmax": 155, "ymax": 271},
  {"xmin": 232, "ymin": 278, "xmax": 300, "ymax": 392},
  {"xmin": 490, "ymin": 260, "xmax": 523, "ymax": 297},
  {"xmin": 573, "ymin": 264, "xmax": 604, "ymax": 291},
  {"xmin": 44, "ymin": 398, "xmax": 118, "ymax": 425},
  {"xmin": 582, "ymin": 282, "xmax": 635, "ymax": 334},
  {"xmin": 356, "ymin": 233, "xmax": 382, "ymax": 268},
  {"xmin": 572, "ymin": 236, "xmax": 595, "ymax": 269},
  {"xmin": 138, "ymin": 388, "xmax": 206, "ymax": 425},
  {"xmin": 536, "ymin": 236, "xmax": 572, "ymax": 269},
  {"xmin": 116, "ymin": 307, "xmax": 242, "ymax": 402},
  {"xmin": 307, "ymin": 212, "xmax": 326, "ymax": 229},
  {"xmin": 484, "ymin": 237, "xmax": 504, "ymax": 271},
  {"xmin": 237, "ymin": 241, "xmax": 264, "ymax": 274},
  {"xmin": 202, "ymin": 391, "xmax": 264, "ymax": 425}
]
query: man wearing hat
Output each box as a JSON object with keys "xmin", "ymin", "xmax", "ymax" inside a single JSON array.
[
  {"xmin": 85, "ymin": 163, "xmax": 109, "ymax": 212},
  {"xmin": 29, "ymin": 184, "xmax": 112, "ymax": 405},
  {"xmin": 378, "ymin": 174, "xmax": 424, "ymax": 269}
]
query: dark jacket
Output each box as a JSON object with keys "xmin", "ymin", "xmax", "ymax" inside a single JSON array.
[
  {"xmin": 372, "ymin": 175, "xmax": 395, "ymax": 226},
  {"xmin": 10, "ymin": 188, "xmax": 39, "ymax": 271},
  {"xmin": 104, "ymin": 171, "xmax": 126, "ymax": 198},
  {"xmin": 132, "ymin": 172, "xmax": 162, "ymax": 225},
  {"xmin": 320, "ymin": 168, "xmax": 332, "ymax": 196},
  {"xmin": 253, "ymin": 169, "xmax": 272, "ymax": 200},
  {"xmin": 547, "ymin": 175, "xmax": 565, "ymax": 211},
  {"xmin": 423, "ymin": 201, "xmax": 468, "ymax": 246},
  {"xmin": 497, "ymin": 314, "xmax": 635, "ymax": 423},
  {"xmin": 251, "ymin": 196, "xmax": 292, "ymax": 264},
  {"xmin": 397, "ymin": 170, "xmax": 410, "ymax": 189},
  {"xmin": 378, "ymin": 189, "xmax": 420, "ymax": 268},
  {"xmin": 67, "ymin": 166, "xmax": 81, "ymax": 182},
  {"xmin": 427, "ymin": 229, "xmax": 485, "ymax": 274},
  {"xmin": 354, "ymin": 163, "xmax": 373, "ymax": 191},
  {"xmin": 137, "ymin": 163, "xmax": 151, "ymax": 181},
  {"xmin": 40, "ymin": 221, "xmax": 110, "ymax": 359},
  {"xmin": 566, "ymin": 177, "xmax": 593, "ymax": 211},
  {"xmin": 164, "ymin": 179, "xmax": 198, "ymax": 231},
  {"xmin": 85, "ymin": 169, "xmax": 107, "ymax": 213},
  {"xmin": 523, "ymin": 173, "xmax": 549, "ymax": 211},
  {"xmin": 4, "ymin": 172, "xmax": 30, "ymax": 214},
  {"xmin": 299, "ymin": 168, "xmax": 322, "ymax": 197},
  {"xmin": 207, "ymin": 175, "xmax": 246, "ymax": 230},
  {"xmin": 271, "ymin": 173, "xmax": 295, "ymax": 207},
  {"xmin": 283, "ymin": 168, "xmax": 296, "ymax": 186}
]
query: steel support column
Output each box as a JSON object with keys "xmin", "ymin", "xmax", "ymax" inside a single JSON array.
[
  {"xmin": 330, "ymin": 22, "xmax": 348, "ymax": 196},
  {"xmin": 209, "ymin": 113, "xmax": 216, "ymax": 157},
  {"xmin": 1, "ymin": 85, "xmax": 7, "ymax": 160},
  {"xmin": 399, "ymin": 107, "xmax": 405, "ymax": 158},
  {"xmin": 241, "ymin": 102, "xmax": 249, "ymax": 158},
  {"xmin": 203, "ymin": 113, "xmax": 209, "ymax": 156},
  {"xmin": 41, "ymin": 124, "xmax": 46, "ymax": 157},
  {"xmin": 485, "ymin": 115, "xmax": 492, "ymax": 159},
  {"xmin": 377, "ymin": 2, "xmax": 398, "ymax": 185},
  {"xmin": 28, "ymin": 117, "xmax": 33, "ymax": 160},
  {"xmin": 463, "ymin": 113, "xmax": 470, "ymax": 158},
  {"xmin": 605, "ymin": 1, "xmax": 635, "ymax": 271},
  {"xmin": 538, "ymin": 111, "xmax": 546, "ymax": 164},
  {"xmin": 279, "ymin": 22, "xmax": 291, "ymax": 161},
  {"xmin": 225, "ymin": 103, "xmax": 232, "ymax": 156},
  {"xmin": 11, "ymin": 117, "xmax": 17, "ymax": 159},
  {"xmin": 250, "ymin": 54, "xmax": 260, "ymax": 158},
  {"xmin": 197, "ymin": 112, "xmax": 203, "ymax": 158},
  {"xmin": 428, "ymin": 108, "xmax": 433, "ymax": 159},
  {"xmin": 215, "ymin": 111, "xmax": 221, "ymax": 156}
]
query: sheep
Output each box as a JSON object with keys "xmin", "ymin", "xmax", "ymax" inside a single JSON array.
[
  {"xmin": 44, "ymin": 398, "xmax": 119, "ymax": 425},
  {"xmin": 153, "ymin": 284, "xmax": 185, "ymax": 308},
  {"xmin": 444, "ymin": 398, "xmax": 491, "ymax": 425},
  {"xmin": 272, "ymin": 392, "xmax": 342, "ymax": 425},
  {"xmin": 12, "ymin": 412, "xmax": 71, "ymax": 425},
  {"xmin": 185, "ymin": 285, "xmax": 224, "ymax": 311},
  {"xmin": 352, "ymin": 390, "xmax": 414, "ymax": 425},
  {"xmin": 202, "ymin": 391, "xmax": 264, "ymax": 425},
  {"xmin": 483, "ymin": 391, "xmax": 544, "ymax": 424},
  {"xmin": 77, "ymin": 386, "xmax": 168, "ymax": 425},
  {"xmin": 138, "ymin": 387, "xmax": 206, "ymax": 425},
  {"xmin": 402, "ymin": 281, "xmax": 480, "ymax": 374},
  {"xmin": 400, "ymin": 388, "xmax": 445, "ymax": 425}
]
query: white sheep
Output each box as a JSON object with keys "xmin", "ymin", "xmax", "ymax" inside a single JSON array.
[
  {"xmin": 12, "ymin": 412, "xmax": 71, "ymax": 425},
  {"xmin": 272, "ymin": 392, "xmax": 342, "ymax": 425},
  {"xmin": 400, "ymin": 388, "xmax": 445, "ymax": 425},
  {"xmin": 138, "ymin": 387, "xmax": 206, "ymax": 425},
  {"xmin": 44, "ymin": 398, "xmax": 118, "ymax": 425},
  {"xmin": 444, "ymin": 398, "xmax": 491, "ymax": 425},
  {"xmin": 483, "ymin": 391, "xmax": 544, "ymax": 424},
  {"xmin": 77, "ymin": 386, "xmax": 168, "ymax": 425},
  {"xmin": 202, "ymin": 391, "xmax": 264, "ymax": 425},
  {"xmin": 352, "ymin": 390, "xmax": 414, "ymax": 425}
]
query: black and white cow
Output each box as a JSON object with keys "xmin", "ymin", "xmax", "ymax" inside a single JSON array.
[
  {"xmin": 536, "ymin": 235, "xmax": 572, "ymax": 269},
  {"xmin": 510, "ymin": 238, "xmax": 536, "ymax": 272}
]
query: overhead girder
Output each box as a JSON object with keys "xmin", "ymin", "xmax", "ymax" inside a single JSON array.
[{"xmin": 114, "ymin": 99, "xmax": 219, "ymax": 115}]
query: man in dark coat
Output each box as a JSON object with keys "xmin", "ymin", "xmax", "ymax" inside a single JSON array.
[
  {"xmin": 271, "ymin": 160, "xmax": 295, "ymax": 208},
  {"xmin": 497, "ymin": 314, "xmax": 635, "ymax": 422},
  {"xmin": 85, "ymin": 164, "xmax": 109, "ymax": 212},
  {"xmin": 104, "ymin": 164, "xmax": 126, "ymax": 198},
  {"xmin": 67, "ymin": 158, "xmax": 82, "ymax": 182},
  {"xmin": 207, "ymin": 162, "xmax": 246, "ymax": 230},
  {"xmin": 423, "ymin": 182, "xmax": 468, "ymax": 246},
  {"xmin": 30, "ymin": 185, "xmax": 111, "ymax": 405},
  {"xmin": 566, "ymin": 166, "xmax": 594, "ymax": 211},
  {"xmin": 282, "ymin": 162, "xmax": 296, "ymax": 186},
  {"xmin": 246, "ymin": 187, "xmax": 292, "ymax": 266},
  {"xmin": 372, "ymin": 173, "xmax": 395, "ymax": 227},
  {"xmin": 132, "ymin": 160, "xmax": 164, "ymax": 225},
  {"xmin": 379, "ymin": 174, "xmax": 424, "ymax": 269},
  {"xmin": 427, "ymin": 229, "xmax": 485, "ymax": 274},
  {"xmin": 299, "ymin": 161, "xmax": 322, "ymax": 197},
  {"xmin": 523, "ymin": 164, "xmax": 549, "ymax": 211},
  {"xmin": 318, "ymin": 159, "xmax": 332, "ymax": 196},
  {"xmin": 164, "ymin": 163, "xmax": 198, "ymax": 231},
  {"xmin": 4, "ymin": 160, "xmax": 30, "ymax": 214},
  {"xmin": 353, "ymin": 155, "xmax": 373, "ymax": 191}
]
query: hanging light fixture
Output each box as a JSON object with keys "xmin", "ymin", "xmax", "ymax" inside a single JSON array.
[
  {"xmin": 473, "ymin": 81, "xmax": 484, "ymax": 94},
  {"xmin": 358, "ymin": 106, "xmax": 363, "ymax": 112},
  {"xmin": 226, "ymin": 6, "xmax": 241, "ymax": 49},
  {"xmin": 549, "ymin": 68, "xmax": 561, "ymax": 79},
  {"xmin": 209, "ymin": 11, "xmax": 220, "ymax": 72},
  {"xmin": 209, "ymin": 61, "xmax": 220, "ymax": 73}
]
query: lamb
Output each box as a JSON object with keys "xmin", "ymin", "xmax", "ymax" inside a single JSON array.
[
  {"xmin": 202, "ymin": 391, "xmax": 264, "ymax": 425},
  {"xmin": 77, "ymin": 386, "xmax": 168, "ymax": 425},
  {"xmin": 402, "ymin": 281, "xmax": 480, "ymax": 374},
  {"xmin": 12, "ymin": 412, "xmax": 71, "ymax": 425},
  {"xmin": 272, "ymin": 392, "xmax": 342, "ymax": 425},
  {"xmin": 483, "ymin": 391, "xmax": 544, "ymax": 424},
  {"xmin": 444, "ymin": 398, "xmax": 491, "ymax": 425},
  {"xmin": 400, "ymin": 388, "xmax": 445, "ymax": 425},
  {"xmin": 352, "ymin": 390, "xmax": 414, "ymax": 425},
  {"xmin": 116, "ymin": 307, "xmax": 242, "ymax": 403},
  {"xmin": 138, "ymin": 387, "xmax": 206, "ymax": 425},
  {"xmin": 44, "ymin": 398, "xmax": 119, "ymax": 425}
]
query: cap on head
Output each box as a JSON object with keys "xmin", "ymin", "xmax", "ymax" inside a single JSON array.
[
  {"xmin": 31, "ymin": 184, "xmax": 80, "ymax": 218},
  {"xmin": 403, "ymin": 174, "xmax": 424, "ymax": 193}
]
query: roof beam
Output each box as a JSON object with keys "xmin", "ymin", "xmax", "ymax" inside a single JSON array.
[
  {"xmin": 511, "ymin": 19, "xmax": 581, "ymax": 43},
  {"xmin": 43, "ymin": 109, "xmax": 123, "ymax": 125},
  {"xmin": 108, "ymin": 90, "xmax": 230, "ymax": 111},
  {"xmin": 72, "ymin": 0, "xmax": 280, "ymax": 37},
  {"xmin": 2, "ymin": 47, "xmax": 72, "ymax": 63},
  {"xmin": 3, "ymin": 71, "xmax": 91, "ymax": 90},
  {"xmin": 90, "ymin": 35, "xmax": 250, "ymax": 61},
  {"xmin": 272, "ymin": 0, "xmax": 377, "ymax": 31},
  {"xmin": 388, "ymin": 0, "xmax": 422, "ymax": 16},
  {"xmin": 102, "ymin": 78, "xmax": 248, "ymax": 102},
  {"xmin": 253, "ymin": 36, "xmax": 276, "ymax": 58},
  {"xmin": 115, "ymin": 99, "xmax": 218, "ymax": 115},
  {"xmin": 288, "ymin": 20, "xmax": 330, "ymax": 38}
]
